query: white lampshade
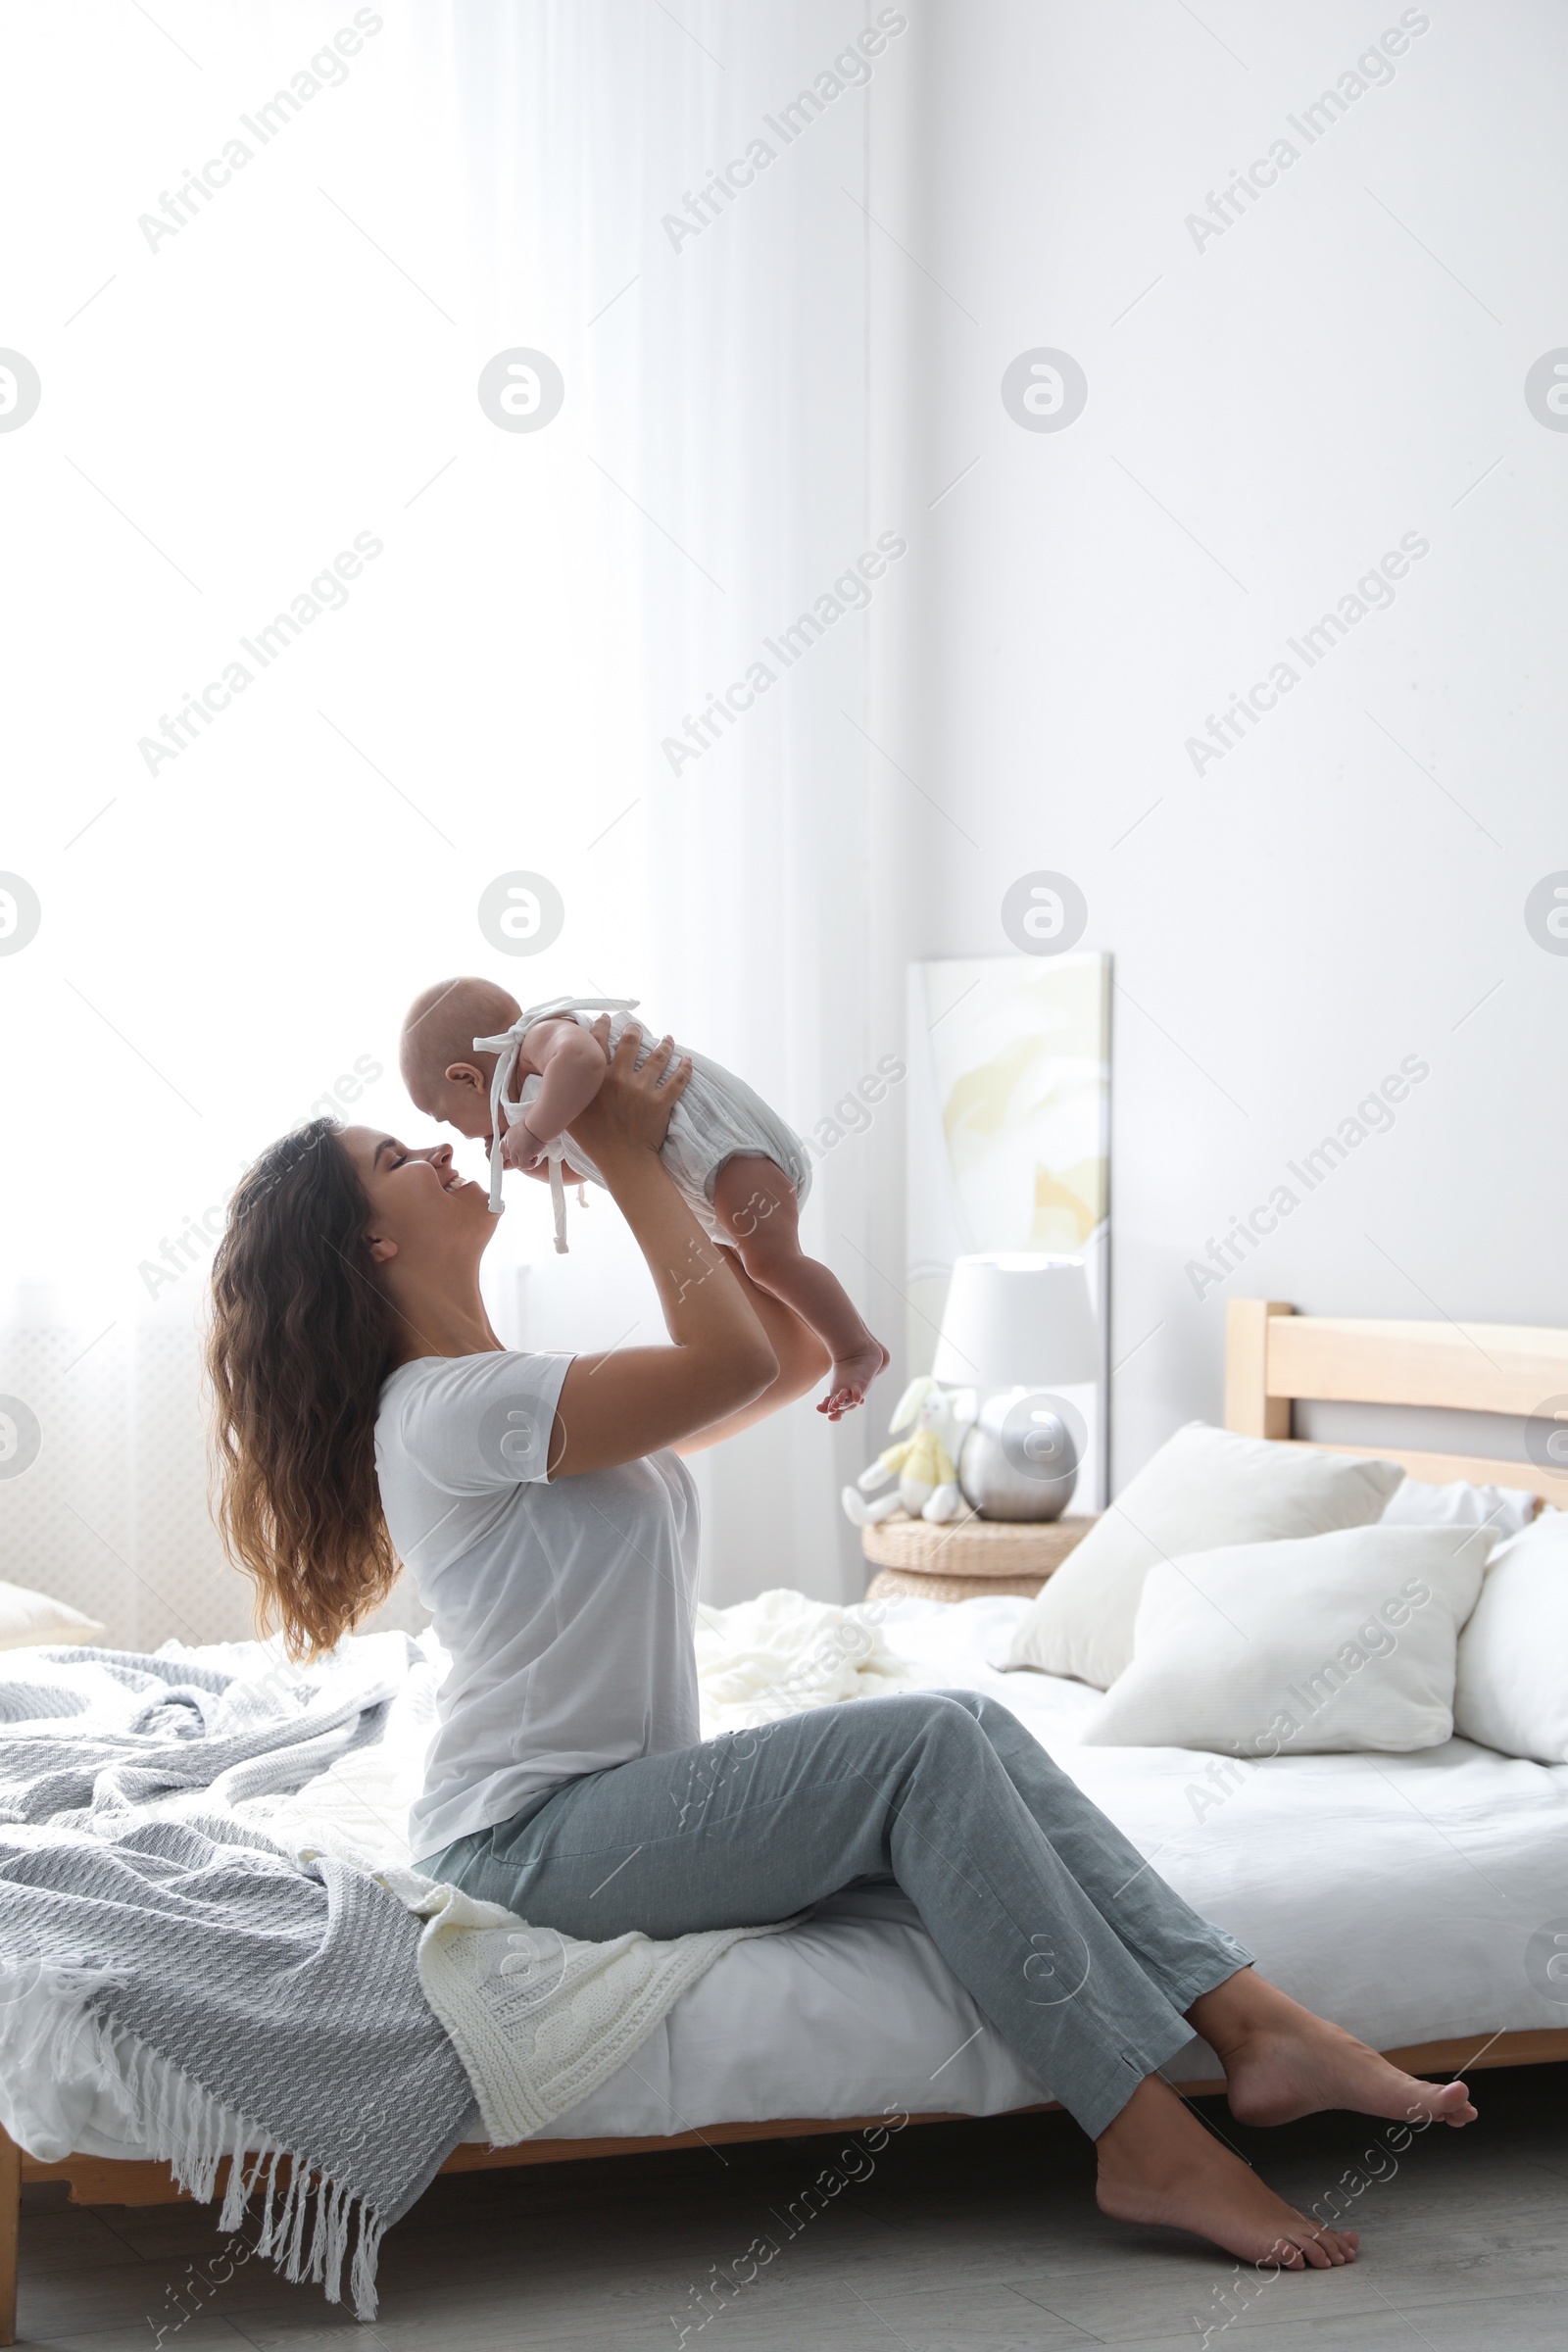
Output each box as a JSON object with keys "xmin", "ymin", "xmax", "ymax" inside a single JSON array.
[{"xmin": 930, "ymin": 1253, "xmax": 1099, "ymax": 1390}]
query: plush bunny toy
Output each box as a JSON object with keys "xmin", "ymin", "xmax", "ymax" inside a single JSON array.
[{"xmin": 841, "ymin": 1377, "xmax": 978, "ymax": 1527}]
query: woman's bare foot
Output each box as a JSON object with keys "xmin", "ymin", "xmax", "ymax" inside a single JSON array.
[
  {"xmin": 1190, "ymin": 1971, "xmax": 1477, "ymax": 2132},
  {"xmin": 1222, "ymin": 2020, "xmax": 1475, "ymax": 2132},
  {"xmin": 1097, "ymin": 2076, "xmax": 1357, "ymax": 2269},
  {"xmin": 818, "ymin": 1339, "xmax": 891, "ymax": 1420}
]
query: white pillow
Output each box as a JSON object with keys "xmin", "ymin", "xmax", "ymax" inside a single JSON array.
[
  {"xmin": 1080, "ymin": 1525, "xmax": 1491, "ymax": 1754},
  {"xmin": 0, "ymin": 1579, "xmax": 104, "ymax": 1652},
  {"xmin": 1382, "ymin": 1476, "xmax": 1538, "ymax": 1539},
  {"xmin": 1454, "ymin": 1513, "xmax": 1568, "ymax": 1762},
  {"xmin": 1005, "ymin": 1422, "xmax": 1403, "ymax": 1690}
]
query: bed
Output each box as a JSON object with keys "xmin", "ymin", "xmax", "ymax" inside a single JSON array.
[{"xmin": 4, "ymin": 1298, "xmax": 1568, "ymax": 2339}]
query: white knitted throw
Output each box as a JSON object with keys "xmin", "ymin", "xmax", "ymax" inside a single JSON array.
[{"xmin": 377, "ymin": 1870, "xmax": 785, "ymax": 2144}]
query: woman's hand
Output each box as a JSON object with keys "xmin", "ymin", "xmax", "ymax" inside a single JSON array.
[{"xmin": 566, "ymin": 1021, "xmax": 692, "ymax": 1166}]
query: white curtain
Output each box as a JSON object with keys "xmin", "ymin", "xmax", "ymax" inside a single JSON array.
[{"xmin": 0, "ymin": 2, "xmax": 915, "ymax": 1644}]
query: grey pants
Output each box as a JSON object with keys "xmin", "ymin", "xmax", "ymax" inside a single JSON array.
[{"xmin": 422, "ymin": 1690, "xmax": 1250, "ymax": 2138}]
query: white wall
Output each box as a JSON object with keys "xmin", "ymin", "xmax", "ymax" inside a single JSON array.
[{"xmin": 871, "ymin": 0, "xmax": 1568, "ymax": 1483}]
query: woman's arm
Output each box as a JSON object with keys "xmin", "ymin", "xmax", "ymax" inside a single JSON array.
[
  {"xmin": 671, "ymin": 1247, "xmax": 832, "ymax": 1453},
  {"xmin": 547, "ymin": 1028, "xmax": 779, "ymax": 1476}
]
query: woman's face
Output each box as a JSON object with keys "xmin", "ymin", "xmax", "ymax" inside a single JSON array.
[{"xmin": 339, "ymin": 1126, "xmax": 495, "ymax": 1282}]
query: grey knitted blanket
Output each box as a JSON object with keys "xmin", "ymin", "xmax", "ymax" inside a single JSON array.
[{"xmin": 0, "ymin": 1637, "xmax": 476, "ymax": 2317}]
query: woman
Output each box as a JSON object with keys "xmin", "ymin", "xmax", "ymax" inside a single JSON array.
[{"xmin": 209, "ymin": 1021, "xmax": 1473, "ymax": 2274}]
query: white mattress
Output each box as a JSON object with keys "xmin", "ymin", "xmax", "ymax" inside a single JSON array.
[{"xmin": 54, "ymin": 1595, "xmax": 1568, "ymax": 2159}]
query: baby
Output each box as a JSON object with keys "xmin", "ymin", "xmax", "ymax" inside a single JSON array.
[{"xmin": 399, "ymin": 977, "xmax": 890, "ymax": 1418}]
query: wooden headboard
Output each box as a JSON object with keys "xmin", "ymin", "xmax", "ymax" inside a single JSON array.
[{"xmin": 1224, "ymin": 1298, "xmax": 1568, "ymax": 1512}]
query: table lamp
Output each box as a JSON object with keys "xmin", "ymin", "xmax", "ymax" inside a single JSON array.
[{"xmin": 930, "ymin": 1253, "xmax": 1099, "ymax": 1521}]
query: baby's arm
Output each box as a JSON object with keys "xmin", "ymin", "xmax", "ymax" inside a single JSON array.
[{"xmin": 500, "ymin": 1019, "xmax": 608, "ymax": 1167}]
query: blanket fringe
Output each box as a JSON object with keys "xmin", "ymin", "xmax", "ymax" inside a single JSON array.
[
  {"xmin": 216, "ymin": 2107, "xmax": 255, "ymax": 2234},
  {"xmin": 88, "ymin": 2010, "xmax": 386, "ymax": 2319},
  {"xmin": 350, "ymin": 2199, "xmax": 386, "ymax": 2318}
]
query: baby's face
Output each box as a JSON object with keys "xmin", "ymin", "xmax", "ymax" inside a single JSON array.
[{"xmin": 418, "ymin": 1068, "xmax": 494, "ymax": 1143}]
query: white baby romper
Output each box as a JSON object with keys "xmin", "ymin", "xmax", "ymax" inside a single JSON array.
[{"xmin": 475, "ymin": 997, "xmax": 811, "ymax": 1251}]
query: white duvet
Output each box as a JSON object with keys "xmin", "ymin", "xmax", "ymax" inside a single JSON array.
[{"xmin": 37, "ymin": 1592, "xmax": 1568, "ymax": 2159}]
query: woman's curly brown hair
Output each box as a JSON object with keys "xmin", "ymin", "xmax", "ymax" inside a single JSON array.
[{"xmin": 207, "ymin": 1120, "xmax": 401, "ymax": 1658}]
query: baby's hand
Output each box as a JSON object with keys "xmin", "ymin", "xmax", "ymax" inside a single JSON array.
[{"xmin": 500, "ymin": 1118, "xmax": 550, "ymax": 1173}]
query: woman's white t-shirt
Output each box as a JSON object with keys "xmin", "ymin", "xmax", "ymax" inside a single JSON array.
[{"xmin": 374, "ymin": 1349, "xmax": 701, "ymax": 1863}]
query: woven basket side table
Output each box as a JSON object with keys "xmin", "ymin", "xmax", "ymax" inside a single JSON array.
[{"xmin": 861, "ymin": 1512, "xmax": 1097, "ymax": 1603}]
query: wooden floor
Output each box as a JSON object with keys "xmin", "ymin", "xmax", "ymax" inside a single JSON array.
[{"xmin": 18, "ymin": 2065, "xmax": 1568, "ymax": 2349}]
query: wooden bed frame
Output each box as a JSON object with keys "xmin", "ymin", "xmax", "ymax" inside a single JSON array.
[{"xmin": 6, "ymin": 1298, "xmax": 1568, "ymax": 2340}]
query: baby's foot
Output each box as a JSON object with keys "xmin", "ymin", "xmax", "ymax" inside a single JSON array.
[{"xmin": 817, "ymin": 1340, "xmax": 891, "ymax": 1421}]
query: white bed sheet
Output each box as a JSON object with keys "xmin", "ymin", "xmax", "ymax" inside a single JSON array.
[{"xmin": 54, "ymin": 1596, "xmax": 1568, "ymax": 2160}]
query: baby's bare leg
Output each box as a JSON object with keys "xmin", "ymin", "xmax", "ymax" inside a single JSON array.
[{"xmin": 710, "ymin": 1156, "xmax": 889, "ymax": 1420}]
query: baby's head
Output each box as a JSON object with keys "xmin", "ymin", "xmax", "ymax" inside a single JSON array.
[{"xmin": 399, "ymin": 976, "xmax": 521, "ymax": 1140}]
